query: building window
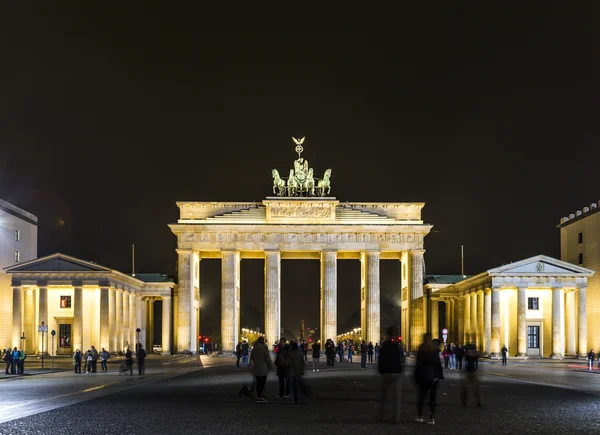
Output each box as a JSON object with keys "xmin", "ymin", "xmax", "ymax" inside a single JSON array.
[
  {"xmin": 14, "ymin": 251, "xmax": 20, "ymax": 262},
  {"xmin": 60, "ymin": 296, "xmax": 72, "ymax": 308},
  {"xmin": 528, "ymin": 297, "xmax": 539, "ymax": 310},
  {"xmin": 59, "ymin": 324, "xmax": 71, "ymax": 348},
  {"xmin": 528, "ymin": 325, "xmax": 540, "ymax": 349},
  {"xmin": 14, "ymin": 230, "xmax": 20, "ymax": 241},
  {"xmin": 579, "ymin": 253, "xmax": 583, "ymax": 265},
  {"xmin": 578, "ymin": 232, "xmax": 583, "ymax": 244}
]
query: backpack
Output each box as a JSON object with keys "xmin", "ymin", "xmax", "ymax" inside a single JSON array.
[
  {"xmin": 238, "ymin": 384, "xmax": 251, "ymax": 397},
  {"xmin": 87, "ymin": 354, "xmax": 93, "ymax": 362},
  {"xmin": 465, "ymin": 348, "xmax": 478, "ymax": 359}
]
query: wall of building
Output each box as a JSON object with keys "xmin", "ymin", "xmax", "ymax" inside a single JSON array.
[
  {"xmin": 0, "ymin": 204, "xmax": 38, "ymax": 347},
  {"xmin": 561, "ymin": 211, "xmax": 600, "ymax": 352}
]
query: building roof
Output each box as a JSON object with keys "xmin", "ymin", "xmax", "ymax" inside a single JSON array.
[
  {"xmin": 424, "ymin": 275, "xmax": 471, "ymax": 285},
  {"xmin": 129, "ymin": 273, "xmax": 174, "ymax": 283},
  {"xmin": 0, "ymin": 198, "xmax": 38, "ymax": 226},
  {"xmin": 558, "ymin": 200, "xmax": 600, "ymax": 228}
]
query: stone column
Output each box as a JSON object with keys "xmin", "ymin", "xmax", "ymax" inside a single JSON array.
[
  {"xmin": 148, "ymin": 298, "xmax": 155, "ymax": 349},
  {"xmin": 100, "ymin": 287, "xmax": 109, "ymax": 351},
  {"xmin": 457, "ymin": 296, "xmax": 465, "ymax": 346},
  {"xmin": 551, "ymin": 286, "xmax": 564, "ymax": 359},
  {"xmin": 470, "ymin": 292, "xmax": 477, "ymax": 345},
  {"xmin": 109, "ymin": 288, "xmax": 116, "ymax": 352},
  {"xmin": 177, "ymin": 250, "xmax": 194, "ymax": 352},
  {"xmin": 491, "ymin": 286, "xmax": 500, "ymax": 356},
  {"xmin": 477, "ymin": 291, "xmax": 484, "ymax": 351},
  {"xmin": 116, "ymin": 289, "xmax": 123, "ymax": 352},
  {"xmin": 463, "ymin": 293, "xmax": 471, "ymax": 345},
  {"xmin": 517, "ymin": 286, "xmax": 527, "ymax": 357},
  {"xmin": 122, "ymin": 291, "xmax": 130, "ymax": 349},
  {"xmin": 38, "ymin": 285, "xmax": 48, "ymax": 354},
  {"xmin": 451, "ymin": 299, "xmax": 457, "ymax": 343},
  {"xmin": 444, "ymin": 300, "xmax": 450, "ymax": 337},
  {"xmin": 129, "ymin": 293, "xmax": 136, "ymax": 347},
  {"xmin": 566, "ymin": 290, "xmax": 576, "ymax": 356},
  {"xmin": 139, "ymin": 296, "xmax": 146, "ymax": 349},
  {"xmin": 73, "ymin": 286, "xmax": 83, "ymax": 352},
  {"xmin": 484, "ymin": 288, "xmax": 491, "ymax": 356},
  {"xmin": 221, "ymin": 250, "xmax": 240, "ymax": 353},
  {"xmin": 361, "ymin": 251, "xmax": 381, "ymax": 346},
  {"xmin": 162, "ymin": 296, "xmax": 172, "ymax": 355},
  {"xmin": 264, "ymin": 251, "xmax": 281, "ymax": 350},
  {"xmin": 409, "ymin": 250, "xmax": 424, "ymax": 351},
  {"xmin": 430, "ymin": 297, "xmax": 439, "ymax": 339},
  {"xmin": 320, "ymin": 250, "xmax": 338, "ymax": 345},
  {"xmin": 12, "ymin": 287, "xmax": 22, "ymax": 349},
  {"xmin": 578, "ymin": 287, "xmax": 587, "ymax": 357}
]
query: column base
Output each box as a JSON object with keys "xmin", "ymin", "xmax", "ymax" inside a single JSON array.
[
  {"xmin": 564, "ymin": 353, "xmax": 578, "ymax": 358},
  {"xmin": 516, "ymin": 352, "xmax": 528, "ymax": 357},
  {"xmin": 550, "ymin": 353, "xmax": 564, "ymax": 360},
  {"xmin": 489, "ymin": 352, "xmax": 499, "ymax": 359}
]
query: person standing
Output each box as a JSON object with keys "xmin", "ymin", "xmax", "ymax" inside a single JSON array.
[
  {"xmin": 348, "ymin": 343, "xmax": 353, "ymax": 363},
  {"xmin": 11, "ymin": 347, "xmax": 18, "ymax": 374},
  {"xmin": 136, "ymin": 344, "xmax": 147, "ymax": 375},
  {"xmin": 287, "ymin": 341, "xmax": 306, "ymax": 404},
  {"xmin": 442, "ymin": 346, "xmax": 449, "ymax": 369},
  {"xmin": 461, "ymin": 343, "xmax": 482, "ymax": 407},
  {"xmin": 337, "ymin": 341, "xmax": 344, "ymax": 363},
  {"xmin": 311, "ymin": 340, "xmax": 321, "ymax": 372},
  {"xmin": 124, "ymin": 346, "xmax": 133, "ymax": 376},
  {"xmin": 100, "ymin": 348, "xmax": 110, "ymax": 372},
  {"xmin": 249, "ymin": 336, "xmax": 273, "ymax": 402},
  {"xmin": 73, "ymin": 349, "xmax": 82, "ymax": 374},
  {"xmin": 414, "ymin": 334, "xmax": 444, "ymax": 425},
  {"xmin": 377, "ymin": 327, "xmax": 404, "ymax": 423},
  {"xmin": 501, "ymin": 345, "xmax": 508, "ymax": 365},
  {"xmin": 588, "ymin": 349, "xmax": 595, "ymax": 370},
  {"xmin": 448, "ymin": 343, "xmax": 456, "ymax": 369},
  {"xmin": 301, "ymin": 342, "xmax": 308, "ymax": 362},
  {"xmin": 90, "ymin": 346, "xmax": 99, "ymax": 373},
  {"xmin": 374, "ymin": 343, "xmax": 380, "ymax": 363},
  {"xmin": 455, "ymin": 344, "xmax": 464, "ymax": 370},
  {"xmin": 17, "ymin": 349, "xmax": 26, "ymax": 374},
  {"xmin": 367, "ymin": 341, "xmax": 374, "ymax": 364},
  {"xmin": 3, "ymin": 349, "xmax": 12, "ymax": 374},
  {"xmin": 275, "ymin": 338, "xmax": 291, "ymax": 398},
  {"xmin": 360, "ymin": 340, "xmax": 367, "ymax": 369},
  {"xmin": 235, "ymin": 341, "xmax": 242, "ymax": 368},
  {"xmin": 241, "ymin": 340, "xmax": 249, "ymax": 367}
]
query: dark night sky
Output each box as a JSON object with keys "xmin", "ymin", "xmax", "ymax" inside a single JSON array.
[{"xmin": 1, "ymin": 4, "xmax": 598, "ymax": 337}]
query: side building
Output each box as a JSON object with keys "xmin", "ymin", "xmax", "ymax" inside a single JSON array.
[
  {"xmin": 0, "ymin": 199, "xmax": 38, "ymax": 347},
  {"xmin": 559, "ymin": 200, "xmax": 600, "ymax": 353}
]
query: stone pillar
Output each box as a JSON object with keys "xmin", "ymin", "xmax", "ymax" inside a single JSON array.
[
  {"xmin": 430, "ymin": 297, "xmax": 439, "ymax": 339},
  {"xmin": 129, "ymin": 293, "xmax": 136, "ymax": 347},
  {"xmin": 38, "ymin": 286, "xmax": 48, "ymax": 354},
  {"xmin": 162, "ymin": 296, "xmax": 172, "ymax": 355},
  {"xmin": 491, "ymin": 286, "xmax": 500, "ymax": 356},
  {"xmin": 122, "ymin": 291, "xmax": 130, "ymax": 349},
  {"xmin": 116, "ymin": 289, "xmax": 123, "ymax": 352},
  {"xmin": 566, "ymin": 290, "xmax": 576, "ymax": 356},
  {"xmin": 578, "ymin": 287, "xmax": 587, "ymax": 357},
  {"xmin": 444, "ymin": 300, "xmax": 450, "ymax": 338},
  {"xmin": 221, "ymin": 250, "xmax": 240, "ymax": 353},
  {"xmin": 551, "ymin": 286, "xmax": 564, "ymax": 359},
  {"xmin": 517, "ymin": 286, "xmax": 527, "ymax": 357},
  {"xmin": 109, "ymin": 288, "xmax": 116, "ymax": 352},
  {"xmin": 409, "ymin": 250, "xmax": 424, "ymax": 350},
  {"xmin": 484, "ymin": 288, "xmax": 491, "ymax": 356},
  {"xmin": 177, "ymin": 250, "xmax": 194, "ymax": 352},
  {"xmin": 100, "ymin": 287, "xmax": 110, "ymax": 351},
  {"xmin": 139, "ymin": 296, "xmax": 146, "ymax": 350},
  {"xmin": 477, "ymin": 290, "xmax": 484, "ymax": 351},
  {"xmin": 320, "ymin": 250, "xmax": 338, "ymax": 345},
  {"xmin": 148, "ymin": 298, "xmax": 155, "ymax": 349},
  {"xmin": 457, "ymin": 296, "xmax": 464, "ymax": 346},
  {"xmin": 73, "ymin": 286, "xmax": 83, "ymax": 352},
  {"xmin": 470, "ymin": 292, "xmax": 477, "ymax": 345},
  {"xmin": 12, "ymin": 287, "xmax": 22, "ymax": 349},
  {"xmin": 264, "ymin": 251, "xmax": 281, "ymax": 350},
  {"xmin": 451, "ymin": 299, "xmax": 457, "ymax": 343},
  {"xmin": 361, "ymin": 251, "xmax": 381, "ymax": 346},
  {"xmin": 463, "ymin": 293, "xmax": 471, "ymax": 345}
]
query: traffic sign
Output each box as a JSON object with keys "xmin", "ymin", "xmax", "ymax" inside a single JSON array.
[
  {"xmin": 442, "ymin": 328, "xmax": 448, "ymax": 334},
  {"xmin": 38, "ymin": 325, "xmax": 48, "ymax": 332}
]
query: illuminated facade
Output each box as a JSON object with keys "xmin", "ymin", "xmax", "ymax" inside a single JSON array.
[
  {"xmin": 5, "ymin": 253, "xmax": 174, "ymax": 355},
  {"xmin": 425, "ymin": 255, "xmax": 593, "ymax": 359},
  {"xmin": 0, "ymin": 199, "xmax": 38, "ymax": 347},
  {"xmin": 559, "ymin": 201, "xmax": 600, "ymax": 353}
]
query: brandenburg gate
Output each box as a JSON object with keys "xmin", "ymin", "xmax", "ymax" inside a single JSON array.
[{"xmin": 169, "ymin": 138, "xmax": 432, "ymax": 353}]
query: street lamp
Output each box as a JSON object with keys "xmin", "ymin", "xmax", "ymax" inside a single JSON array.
[{"xmin": 20, "ymin": 332, "xmax": 25, "ymax": 351}]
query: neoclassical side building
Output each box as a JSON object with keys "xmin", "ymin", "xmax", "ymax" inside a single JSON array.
[
  {"xmin": 5, "ymin": 253, "xmax": 174, "ymax": 355},
  {"xmin": 424, "ymin": 255, "xmax": 593, "ymax": 358}
]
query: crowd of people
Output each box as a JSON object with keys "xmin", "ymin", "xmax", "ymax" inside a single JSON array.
[
  {"xmin": 71, "ymin": 342, "xmax": 147, "ymax": 375},
  {"xmin": 3, "ymin": 347, "xmax": 26, "ymax": 374}
]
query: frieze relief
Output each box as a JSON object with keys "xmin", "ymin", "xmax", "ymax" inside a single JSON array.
[{"xmin": 270, "ymin": 205, "xmax": 331, "ymax": 218}]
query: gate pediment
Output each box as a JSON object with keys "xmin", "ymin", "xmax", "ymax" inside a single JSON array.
[{"xmin": 264, "ymin": 198, "xmax": 338, "ymax": 223}]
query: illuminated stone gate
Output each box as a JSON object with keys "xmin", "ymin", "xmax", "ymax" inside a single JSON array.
[{"xmin": 169, "ymin": 139, "xmax": 433, "ymax": 352}]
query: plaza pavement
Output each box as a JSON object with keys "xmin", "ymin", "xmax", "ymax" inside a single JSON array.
[{"xmin": 1, "ymin": 354, "xmax": 600, "ymax": 434}]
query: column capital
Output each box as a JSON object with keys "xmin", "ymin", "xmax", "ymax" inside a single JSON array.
[
  {"xmin": 176, "ymin": 249, "xmax": 194, "ymax": 255},
  {"xmin": 161, "ymin": 295, "xmax": 172, "ymax": 300},
  {"xmin": 484, "ymin": 288, "xmax": 492, "ymax": 295},
  {"xmin": 410, "ymin": 249, "xmax": 425, "ymax": 256},
  {"xmin": 577, "ymin": 284, "xmax": 587, "ymax": 290}
]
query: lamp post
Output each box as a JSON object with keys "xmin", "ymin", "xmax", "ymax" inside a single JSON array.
[
  {"xmin": 39, "ymin": 321, "xmax": 47, "ymax": 370},
  {"xmin": 20, "ymin": 332, "xmax": 25, "ymax": 352},
  {"xmin": 51, "ymin": 330, "xmax": 56, "ymax": 370}
]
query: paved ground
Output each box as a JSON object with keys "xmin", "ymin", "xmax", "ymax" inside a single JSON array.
[{"xmin": 1, "ymin": 355, "xmax": 600, "ymax": 434}]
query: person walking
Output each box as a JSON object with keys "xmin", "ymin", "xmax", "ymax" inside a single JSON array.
[
  {"xmin": 275, "ymin": 338, "xmax": 291, "ymax": 398},
  {"xmin": 73, "ymin": 349, "xmax": 82, "ymax": 374},
  {"xmin": 235, "ymin": 341, "xmax": 242, "ymax": 368},
  {"xmin": 414, "ymin": 334, "xmax": 444, "ymax": 425},
  {"xmin": 455, "ymin": 344, "xmax": 464, "ymax": 370},
  {"xmin": 442, "ymin": 346, "xmax": 449, "ymax": 369},
  {"xmin": 287, "ymin": 341, "xmax": 307, "ymax": 404},
  {"xmin": 461, "ymin": 343, "xmax": 482, "ymax": 408},
  {"xmin": 124, "ymin": 346, "xmax": 133, "ymax": 376},
  {"xmin": 588, "ymin": 349, "xmax": 595, "ymax": 370},
  {"xmin": 360, "ymin": 340, "xmax": 367, "ymax": 369},
  {"xmin": 374, "ymin": 343, "xmax": 380, "ymax": 363},
  {"xmin": 100, "ymin": 348, "xmax": 110, "ymax": 372},
  {"xmin": 136, "ymin": 344, "xmax": 147, "ymax": 375},
  {"xmin": 377, "ymin": 326, "xmax": 404, "ymax": 423},
  {"xmin": 448, "ymin": 343, "xmax": 456, "ymax": 369},
  {"xmin": 249, "ymin": 336, "xmax": 273, "ymax": 402},
  {"xmin": 311, "ymin": 340, "xmax": 321, "ymax": 372},
  {"xmin": 501, "ymin": 344, "xmax": 508, "ymax": 365},
  {"xmin": 301, "ymin": 342, "xmax": 308, "ymax": 362}
]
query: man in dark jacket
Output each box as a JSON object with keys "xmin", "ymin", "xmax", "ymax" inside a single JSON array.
[
  {"xmin": 455, "ymin": 344, "xmax": 465, "ymax": 370},
  {"xmin": 311, "ymin": 341, "xmax": 321, "ymax": 372},
  {"xmin": 360, "ymin": 340, "xmax": 367, "ymax": 368},
  {"xmin": 136, "ymin": 345, "xmax": 147, "ymax": 375},
  {"xmin": 274, "ymin": 338, "xmax": 291, "ymax": 398},
  {"xmin": 414, "ymin": 335, "xmax": 444, "ymax": 425},
  {"xmin": 461, "ymin": 343, "xmax": 482, "ymax": 407},
  {"xmin": 378, "ymin": 326, "xmax": 403, "ymax": 423}
]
